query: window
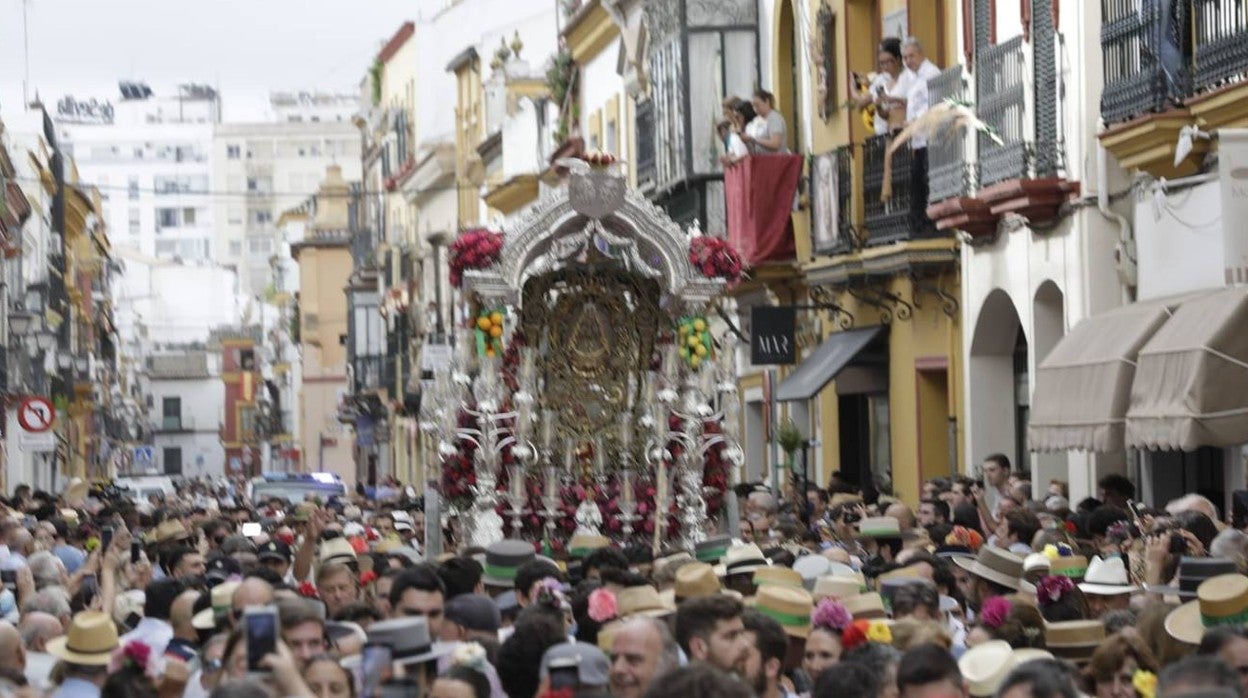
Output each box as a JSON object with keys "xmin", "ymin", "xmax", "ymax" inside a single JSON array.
[
  {"xmin": 128, "ymin": 208, "xmax": 140, "ymax": 235},
  {"xmin": 182, "ymin": 208, "xmax": 197, "ymax": 225},
  {"xmin": 239, "ymin": 349, "xmax": 256, "ymax": 371},
  {"xmin": 227, "ymin": 144, "xmax": 241, "ymax": 159},
  {"xmin": 162, "ymin": 397, "xmax": 182, "ymax": 430},
  {"xmin": 156, "ymin": 208, "xmax": 178, "ymax": 229},
  {"xmin": 247, "ymin": 178, "xmax": 258, "ymax": 192},
  {"xmin": 229, "ymin": 240, "xmax": 243, "ymax": 256},
  {"xmin": 248, "ymin": 237, "xmax": 272, "ymax": 253},
  {"xmin": 228, "ymin": 205, "xmax": 243, "ymax": 225},
  {"xmin": 128, "ymin": 177, "xmax": 140, "ymax": 201},
  {"xmin": 250, "ymin": 210, "xmax": 273, "ymax": 225},
  {"xmin": 163, "ymin": 447, "xmax": 183, "ymax": 475},
  {"xmin": 606, "ymin": 120, "xmax": 618, "ymax": 156}
]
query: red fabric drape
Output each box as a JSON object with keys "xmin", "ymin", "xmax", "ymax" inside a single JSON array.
[{"xmin": 724, "ymin": 154, "xmax": 802, "ymax": 266}]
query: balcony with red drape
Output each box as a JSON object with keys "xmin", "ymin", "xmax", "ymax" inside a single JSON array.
[{"xmin": 724, "ymin": 154, "xmax": 803, "ymax": 265}]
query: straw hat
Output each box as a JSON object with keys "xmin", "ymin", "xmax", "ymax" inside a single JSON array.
[
  {"xmin": 1048, "ymin": 555, "xmax": 1088, "ymax": 580},
  {"xmin": 842, "ymin": 591, "xmax": 887, "ymax": 620},
  {"xmin": 859, "ymin": 516, "xmax": 902, "ymax": 538},
  {"xmin": 149, "ymin": 519, "xmax": 192, "ymax": 545},
  {"xmin": 670, "ymin": 562, "xmax": 732, "ymax": 601},
  {"xmin": 1078, "ymin": 556, "xmax": 1138, "ymax": 596},
  {"xmin": 751, "ymin": 585, "xmax": 813, "ymax": 638},
  {"xmin": 193, "ymin": 580, "xmax": 241, "ymax": 630},
  {"xmin": 812, "ymin": 575, "xmax": 863, "ymax": 601},
  {"xmin": 1045, "ymin": 620, "xmax": 1105, "ymax": 663},
  {"xmin": 616, "ymin": 585, "xmax": 675, "ymax": 619},
  {"xmin": 952, "ymin": 547, "xmax": 1026, "ymax": 591},
  {"xmin": 959, "ymin": 640, "xmax": 1015, "ymax": 697},
  {"xmin": 715, "ymin": 543, "xmax": 770, "ymax": 577},
  {"xmin": 1166, "ymin": 574, "xmax": 1248, "ymax": 645},
  {"xmin": 753, "ymin": 566, "xmax": 804, "ymax": 590},
  {"xmin": 318, "ymin": 537, "xmax": 358, "ymax": 567},
  {"xmin": 654, "ymin": 551, "xmax": 694, "ymax": 574},
  {"xmin": 568, "ymin": 534, "xmax": 612, "ymax": 559},
  {"xmin": 47, "ymin": 611, "xmax": 119, "ymax": 665}
]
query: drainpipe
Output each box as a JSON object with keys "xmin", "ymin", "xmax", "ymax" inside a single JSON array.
[{"xmin": 1096, "ymin": 136, "xmax": 1136, "ymax": 305}]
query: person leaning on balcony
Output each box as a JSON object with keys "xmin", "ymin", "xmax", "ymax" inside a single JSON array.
[
  {"xmin": 741, "ymin": 89, "xmax": 789, "ymax": 154},
  {"xmin": 717, "ymin": 120, "xmax": 750, "ymax": 168},
  {"xmin": 902, "ymin": 36, "xmax": 942, "ymax": 217},
  {"xmin": 848, "ymin": 37, "xmax": 912, "ymax": 135}
]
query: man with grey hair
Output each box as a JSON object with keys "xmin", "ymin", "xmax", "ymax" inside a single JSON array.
[
  {"xmin": 19, "ymin": 611, "xmax": 61, "ymax": 690},
  {"xmin": 22, "ymin": 587, "xmax": 72, "ymax": 632},
  {"xmin": 1167, "ymin": 494, "xmax": 1220, "ymax": 522},
  {"xmin": 27, "ymin": 551, "xmax": 67, "ymax": 590},
  {"xmin": 900, "ymin": 36, "xmax": 941, "ymax": 224},
  {"xmin": 609, "ymin": 616, "xmax": 681, "ymax": 698}
]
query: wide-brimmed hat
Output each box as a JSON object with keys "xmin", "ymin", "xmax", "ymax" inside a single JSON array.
[
  {"xmin": 193, "ymin": 580, "xmax": 241, "ymax": 630},
  {"xmin": 843, "ymin": 591, "xmax": 887, "ymax": 620},
  {"xmin": 671, "ymin": 562, "xmax": 731, "ymax": 601},
  {"xmin": 47, "ymin": 611, "xmax": 119, "ymax": 665},
  {"xmin": 695, "ymin": 535, "xmax": 733, "ymax": 564},
  {"xmin": 1048, "ymin": 555, "xmax": 1089, "ymax": 580},
  {"xmin": 481, "ymin": 540, "xmax": 536, "ymax": 588},
  {"xmin": 959, "ymin": 640, "xmax": 1016, "ymax": 697},
  {"xmin": 1166, "ymin": 574, "xmax": 1248, "ymax": 645},
  {"xmin": 858, "ymin": 516, "xmax": 902, "ymax": 538},
  {"xmin": 1148, "ymin": 557, "xmax": 1238, "ymax": 599},
  {"xmin": 793, "ymin": 555, "xmax": 834, "ymax": 590},
  {"xmin": 568, "ymin": 534, "xmax": 612, "ymax": 559},
  {"xmin": 367, "ymin": 616, "xmax": 453, "ymax": 666},
  {"xmin": 953, "ymin": 547, "xmax": 1025, "ymax": 591},
  {"xmin": 1045, "ymin": 620, "xmax": 1105, "ymax": 663},
  {"xmin": 317, "ymin": 537, "xmax": 357, "ymax": 567},
  {"xmin": 812, "ymin": 575, "xmax": 863, "ymax": 601},
  {"xmin": 753, "ymin": 566, "xmax": 803, "ymax": 590},
  {"xmin": 751, "ymin": 585, "xmax": 813, "ymax": 638},
  {"xmin": 616, "ymin": 585, "xmax": 676, "ymax": 619},
  {"xmin": 1078, "ymin": 556, "xmax": 1138, "ymax": 596},
  {"xmin": 148, "ymin": 519, "xmax": 192, "ymax": 545},
  {"xmin": 654, "ymin": 551, "xmax": 695, "ymax": 574},
  {"xmin": 715, "ymin": 543, "xmax": 770, "ymax": 577}
]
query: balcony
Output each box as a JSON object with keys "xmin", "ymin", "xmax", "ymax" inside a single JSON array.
[
  {"xmin": 862, "ymin": 134, "xmax": 934, "ymax": 245},
  {"xmin": 353, "ymin": 355, "xmax": 384, "ymax": 393},
  {"xmin": 1099, "ymin": 0, "xmax": 1248, "ymax": 176},
  {"xmin": 724, "ymin": 154, "xmax": 803, "ymax": 265},
  {"xmin": 810, "ymin": 145, "xmax": 854, "ymax": 255}
]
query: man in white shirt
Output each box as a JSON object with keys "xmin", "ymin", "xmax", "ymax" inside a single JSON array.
[{"xmin": 901, "ymin": 37, "xmax": 942, "ymax": 221}]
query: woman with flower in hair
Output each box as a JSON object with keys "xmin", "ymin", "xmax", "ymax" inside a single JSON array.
[
  {"xmin": 1083, "ymin": 634, "xmax": 1160, "ymax": 698},
  {"xmin": 803, "ymin": 599, "xmax": 853, "ymax": 683},
  {"xmin": 1035, "ymin": 574, "xmax": 1089, "ymax": 622},
  {"xmin": 430, "ymin": 642, "xmax": 492, "ymax": 698},
  {"xmin": 101, "ymin": 641, "xmax": 159, "ymax": 698},
  {"xmin": 976, "ymin": 595, "xmax": 1047, "ymax": 649}
]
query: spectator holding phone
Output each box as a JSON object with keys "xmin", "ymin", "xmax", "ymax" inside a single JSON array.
[{"xmin": 848, "ymin": 37, "xmax": 913, "ymax": 135}]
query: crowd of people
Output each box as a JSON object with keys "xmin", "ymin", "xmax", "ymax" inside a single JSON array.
[{"xmin": 1, "ymin": 453, "xmax": 1247, "ymax": 698}]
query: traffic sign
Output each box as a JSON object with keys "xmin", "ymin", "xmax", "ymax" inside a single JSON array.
[{"xmin": 17, "ymin": 397, "xmax": 55, "ymax": 433}]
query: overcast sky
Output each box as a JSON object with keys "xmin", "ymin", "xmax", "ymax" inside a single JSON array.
[{"xmin": 0, "ymin": 0, "xmax": 436, "ymax": 122}]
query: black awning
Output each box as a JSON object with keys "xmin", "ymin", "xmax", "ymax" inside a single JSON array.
[{"xmin": 774, "ymin": 326, "xmax": 886, "ymax": 402}]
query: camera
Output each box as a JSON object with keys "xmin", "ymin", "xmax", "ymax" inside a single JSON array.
[{"xmin": 1169, "ymin": 532, "xmax": 1188, "ymax": 555}]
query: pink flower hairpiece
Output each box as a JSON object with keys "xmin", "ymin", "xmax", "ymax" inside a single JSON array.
[
  {"xmin": 979, "ymin": 596, "xmax": 1012, "ymax": 629},
  {"xmin": 534, "ymin": 577, "xmax": 569, "ymax": 612},
  {"xmin": 1035, "ymin": 575, "xmax": 1076, "ymax": 607},
  {"xmin": 812, "ymin": 598, "xmax": 853, "ymax": 633},
  {"xmin": 109, "ymin": 640, "xmax": 160, "ymax": 679},
  {"xmin": 587, "ymin": 587, "xmax": 617, "ymax": 623}
]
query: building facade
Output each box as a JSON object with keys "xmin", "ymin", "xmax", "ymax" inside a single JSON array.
[{"xmin": 147, "ymin": 351, "xmax": 224, "ymax": 477}]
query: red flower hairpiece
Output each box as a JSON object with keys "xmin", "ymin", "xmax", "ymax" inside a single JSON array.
[
  {"xmin": 359, "ymin": 570, "xmax": 378, "ymax": 586},
  {"xmin": 297, "ymin": 581, "xmax": 320, "ymax": 599},
  {"xmin": 841, "ymin": 619, "xmax": 871, "ymax": 653},
  {"xmin": 980, "ymin": 596, "xmax": 1012, "ymax": 629}
]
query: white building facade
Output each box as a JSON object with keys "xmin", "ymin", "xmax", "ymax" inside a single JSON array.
[{"xmin": 147, "ymin": 351, "xmax": 225, "ymax": 477}]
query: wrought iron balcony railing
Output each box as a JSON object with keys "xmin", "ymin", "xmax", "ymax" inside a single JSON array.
[
  {"xmin": 1101, "ymin": 0, "xmax": 1191, "ymax": 124},
  {"xmin": 927, "ymin": 65, "xmax": 974, "ymax": 204},
  {"xmin": 810, "ymin": 145, "xmax": 854, "ymax": 255},
  {"xmin": 862, "ymin": 134, "xmax": 934, "ymax": 244},
  {"xmin": 1193, "ymin": 0, "xmax": 1248, "ymax": 92},
  {"xmin": 978, "ymin": 36, "xmax": 1029, "ymax": 187},
  {"xmin": 353, "ymin": 355, "xmax": 384, "ymax": 392}
]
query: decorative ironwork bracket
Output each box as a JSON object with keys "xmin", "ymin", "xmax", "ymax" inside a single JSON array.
[
  {"xmin": 910, "ymin": 277, "xmax": 960, "ymax": 318},
  {"xmin": 807, "ymin": 286, "xmax": 855, "ymax": 330},
  {"xmin": 845, "ymin": 285, "xmax": 913, "ymax": 324}
]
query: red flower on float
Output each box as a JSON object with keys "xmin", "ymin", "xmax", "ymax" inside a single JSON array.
[
  {"xmin": 448, "ymin": 229, "xmax": 505, "ymax": 288},
  {"xmin": 688, "ymin": 236, "xmax": 746, "ymax": 283}
]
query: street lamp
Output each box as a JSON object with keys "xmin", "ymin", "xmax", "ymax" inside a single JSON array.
[{"xmin": 8, "ymin": 311, "xmax": 33, "ymax": 338}]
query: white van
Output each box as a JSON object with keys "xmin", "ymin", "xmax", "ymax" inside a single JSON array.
[
  {"xmin": 114, "ymin": 476, "xmax": 178, "ymax": 503},
  {"xmin": 247, "ymin": 473, "xmax": 347, "ymax": 505}
]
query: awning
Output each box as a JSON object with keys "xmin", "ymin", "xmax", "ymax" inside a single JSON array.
[
  {"xmin": 1028, "ymin": 299, "xmax": 1184, "ymax": 452},
  {"xmin": 775, "ymin": 326, "xmax": 885, "ymax": 402},
  {"xmin": 1126, "ymin": 287, "xmax": 1248, "ymax": 450}
]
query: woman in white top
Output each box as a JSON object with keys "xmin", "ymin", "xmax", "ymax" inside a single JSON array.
[{"xmin": 849, "ymin": 37, "xmax": 912, "ymax": 135}]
